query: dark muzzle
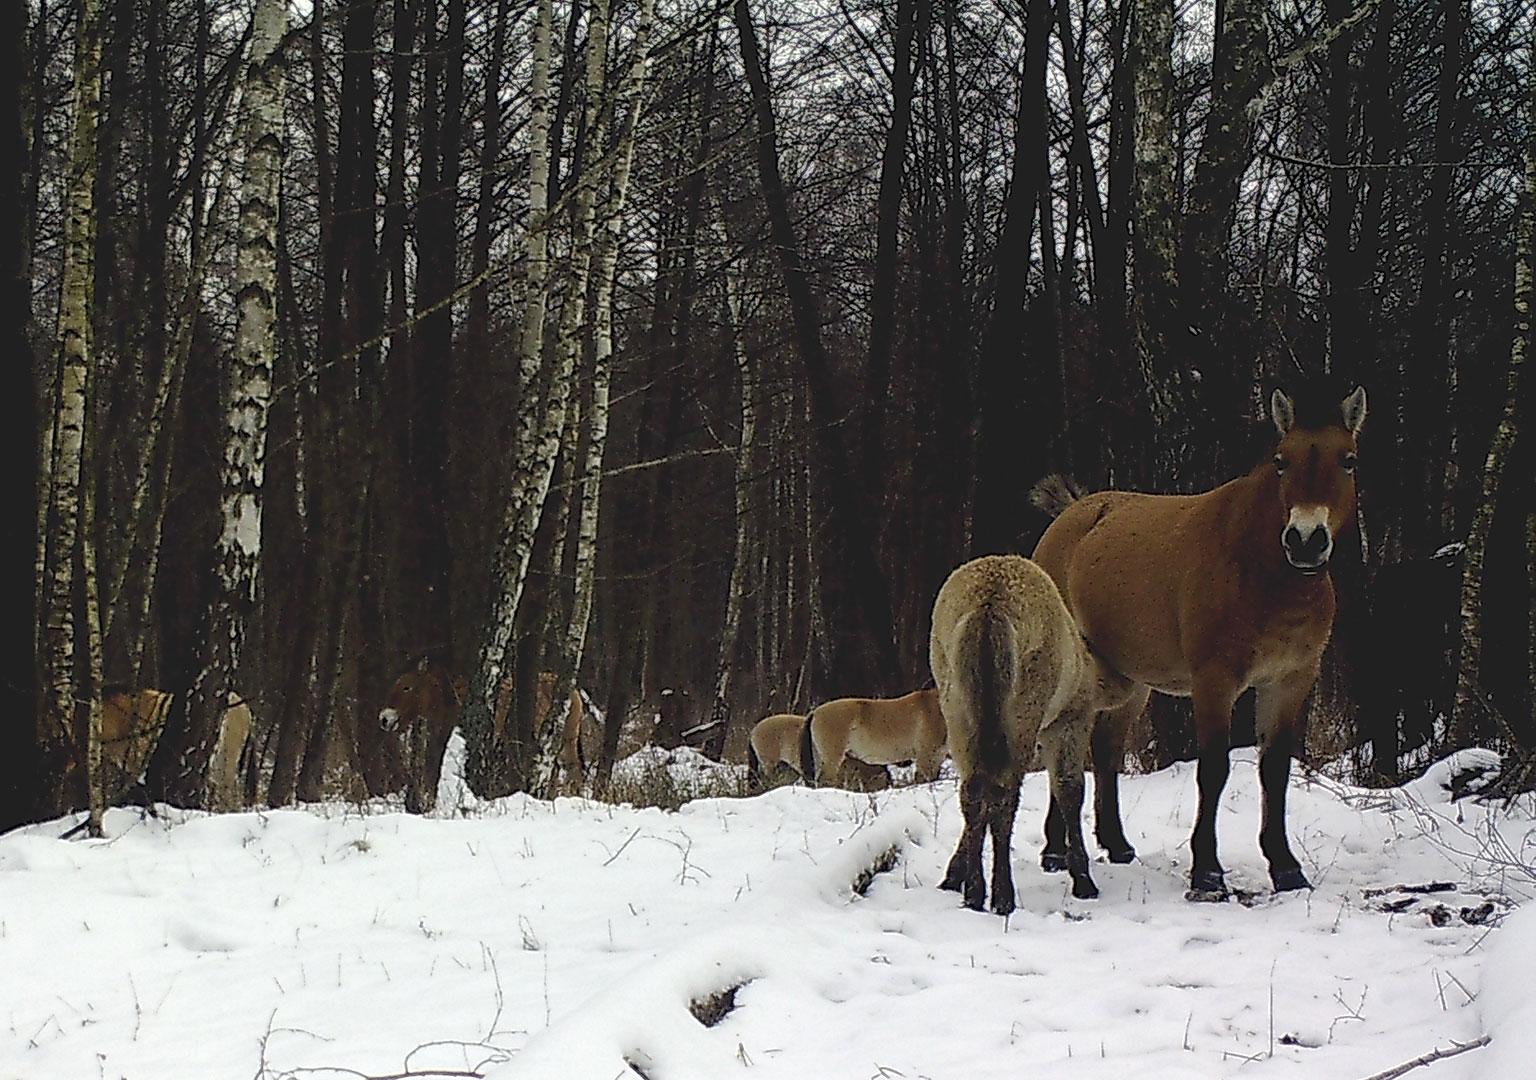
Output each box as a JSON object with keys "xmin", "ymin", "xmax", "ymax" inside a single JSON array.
[{"xmin": 1283, "ymin": 524, "xmax": 1331, "ymax": 572}]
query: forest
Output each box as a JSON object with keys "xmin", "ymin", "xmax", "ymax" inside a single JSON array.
[{"xmin": 2, "ymin": 0, "xmax": 1532, "ymax": 832}]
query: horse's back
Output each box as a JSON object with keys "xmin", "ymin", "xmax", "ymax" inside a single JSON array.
[{"xmin": 1033, "ymin": 489, "xmax": 1209, "ymax": 695}]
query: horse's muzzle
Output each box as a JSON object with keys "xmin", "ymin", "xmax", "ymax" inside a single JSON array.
[{"xmin": 1282, "ymin": 523, "xmax": 1332, "ymax": 573}]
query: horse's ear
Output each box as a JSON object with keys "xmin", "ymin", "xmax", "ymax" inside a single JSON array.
[
  {"xmin": 1341, "ymin": 385, "xmax": 1367, "ymax": 434},
  {"xmin": 1270, "ymin": 388, "xmax": 1296, "ymax": 437}
]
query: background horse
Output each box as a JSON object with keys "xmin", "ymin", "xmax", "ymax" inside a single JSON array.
[
  {"xmin": 802, "ymin": 688, "xmax": 947, "ymax": 788},
  {"xmin": 380, "ymin": 665, "xmax": 459, "ymax": 813},
  {"xmin": 1031, "ymin": 384, "xmax": 1367, "ymax": 900}
]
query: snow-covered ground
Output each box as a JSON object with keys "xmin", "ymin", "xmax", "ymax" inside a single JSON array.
[{"xmin": 2, "ymin": 739, "xmax": 1533, "ymax": 1080}]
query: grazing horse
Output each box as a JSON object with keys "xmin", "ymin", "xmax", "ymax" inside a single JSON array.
[
  {"xmin": 930, "ymin": 555, "xmax": 1134, "ymax": 911},
  {"xmin": 380, "ymin": 665, "xmax": 458, "ymax": 813},
  {"xmin": 492, "ymin": 671, "xmax": 588, "ymax": 778},
  {"xmin": 1031, "ymin": 384, "xmax": 1367, "ymax": 900},
  {"xmin": 746, "ymin": 712, "xmax": 889, "ymax": 790},
  {"xmin": 803, "ymin": 689, "xmax": 947, "ymax": 788},
  {"xmin": 748, "ymin": 713, "xmax": 809, "ymax": 784},
  {"xmin": 94, "ymin": 689, "xmax": 251, "ymax": 809}
]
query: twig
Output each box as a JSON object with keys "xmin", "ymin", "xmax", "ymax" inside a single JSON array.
[
  {"xmin": 601, "ymin": 826, "xmax": 644, "ymax": 867},
  {"xmin": 1356, "ymin": 1035, "xmax": 1490, "ymax": 1080}
]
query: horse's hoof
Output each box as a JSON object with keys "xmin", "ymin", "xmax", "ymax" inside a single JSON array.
[
  {"xmin": 991, "ymin": 891, "xmax": 1016, "ymax": 917},
  {"xmin": 1106, "ymin": 845, "xmax": 1137, "ymax": 865},
  {"xmin": 939, "ymin": 871, "xmax": 963, "ymax": 893},
  {"xmin": 1271, "ymin": 866, "xmax": 1313, "ymax": 893},
  {"xmin": 1185, "ymin": 871, "xmax": 1230, "ymax": 903},
  {"xmin": 1040, "ymin": 851, "xmax": 1069, "ymax": 873},
  {"xmin": 1071, "ymin": 877, "xmax": 1100, "ymax": 900},
  {"xmin": 963, "ymin": 878, "xmax": 987, "ymax": 911}
]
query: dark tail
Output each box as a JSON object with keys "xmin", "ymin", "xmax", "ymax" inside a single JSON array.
[
  {"xmin": 746, "ymin": 740, "xmax": 761, "ymax": 785},
  {"xmin": 971, "ymin": 609, "xmax": 1011, "ymax": 777},
  {"xmin": 1029, "ymin": 474, "xmax": 1087, "ymax": 518},
  {"xmin": 799, "ymin": 712, "xmax": 817, "ymax": 784}
]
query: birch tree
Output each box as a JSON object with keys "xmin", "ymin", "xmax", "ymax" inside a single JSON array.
[
  {"xmin": 464, "ymin": 0, "xmax": 611, "ymax": 795},
  {"xmin": 181, "ymin": 0, "xmax": 286, "ymax": 807},
  {"xmin": 706, "ymin": 203, "xmax": 758, "ymax": 745},
  {"xmin": 1130, "ymin": 0, "xmax": 1194, "ymax": 483},
  {"xmin": 1450, "ymin": 59, "xmax": 1532, "ymax": 745},
  {"xmin": 40, "ymin": 0, "xmax": 103, "ymax": 820},
  {"xmin": 539, "ymin": 0, "xmax": 658, "ymax": 795}
]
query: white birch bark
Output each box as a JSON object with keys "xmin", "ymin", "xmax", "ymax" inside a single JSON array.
[
  {"xmin": 514, "ymin": 0, "xmax": 555, "ymax": 448},
  {"xmin": 538, "ymin": 0, "xmax": 658, "ymax": 794},
  {"xmin": 1451, "ymin": 71, "xmax": 1532, "ymax": 743},
  {"xmin": 707, "ymin": 199, "xmax": 758, "ymax": 739},
  {"xmin": 41, "ymin": 0, "xmax": 103, "ymax": 812},
  {"xmin": 184, "ymin": 0, "xmax": 285, "ymax": 805},
  {"xmin": 467, "ymin": 0, "xmax": 613, "ymax": 791}
]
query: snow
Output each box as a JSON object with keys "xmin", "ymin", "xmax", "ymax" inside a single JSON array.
[{"xmin": 2, "ymin": 746, "xmax": 1531, "ymax": 1080}]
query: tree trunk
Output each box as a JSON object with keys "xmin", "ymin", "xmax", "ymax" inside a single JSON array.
[
  {"xmin": 40, "ymin": 0, "xmax": 103, "ymax": 815},
  {"xmin": 464, "ymin": 0, "xmax": 609, "ymax": 795},
  {"xmin": 863, "ymin": 0, "xmax": 918, "ymax": 509},
  {"xmin": 1131, "ymin": 0, "xmax": 1193, "ymax": 485},
  {"xmin": 0, "ymin": 0, "xmax": 38, "ymax": 831},
  {"xmin": 732, "ymin": 0, "xmax": 900, "ymax": 696},
  {"xmin": 971, "ymin": 0, "xmax": 1054, "ymax": 556},
  {"xmin": 180, "ymin": 0, "xmax": 285, "ymax": 809},
  {"xmin": 706, "ymin": 201, "xmax": 758, "ymax": 751},
  {"xmin": 1450, "ymin": 71, "xmax": 1531, "ymax": 745}
]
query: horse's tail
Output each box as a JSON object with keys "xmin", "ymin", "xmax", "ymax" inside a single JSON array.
[
  {"xmin": 746, "ymin": 738, "xmax": 761, "ymax": 784},
  {"xmin": 1029, "ymin": 474, "xmax": 1087, "ymax": 518},
  {"xmin": 960, "ymin": 607, "xmax": 1015, "ymax": 778},
  {"xmin": 799, "ymin": 712, "xmax": 817, "ymax": 784}
]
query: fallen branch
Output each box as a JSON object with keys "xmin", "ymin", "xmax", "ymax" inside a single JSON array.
[
  {"xmin": 1357, "ymin": 1035, "xmax": 1491, "ymax": 1080},
  {"xmin": 1361, "ymin": 882, "xmax": 1458, "ymax": 898}
]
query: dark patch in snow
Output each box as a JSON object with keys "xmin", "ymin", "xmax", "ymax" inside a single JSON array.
[{"xmin": 689, "ymin": 981, "xmax": 748, "ymax": 1028}]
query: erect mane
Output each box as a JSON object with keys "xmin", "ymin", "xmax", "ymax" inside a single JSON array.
[{"xmin": 1278, "ymin": 374, "xmax": 1354, "ymax": 431}]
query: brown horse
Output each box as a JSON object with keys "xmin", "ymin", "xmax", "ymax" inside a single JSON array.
[
  {"xmin": 493, "ymin": 671, "xmax": 588, "ymax": 778},
  {"xmin": 1031, "ymin": 384, "xmax": 1367, "ymax": 900},
  {"xmin": 931, "ymin": 555, "xmax": 1136, "ymax": 911},
  {"xmin": 803, "ymin": 689, "xmax": 947, "ymax": 787},
  {"xmin": 381, "ymin": 665, "xmax": 459, "ymax": 812},
  {"xmin": 88, "ymin": 688, "xmax": 251, "ymax": 809}
]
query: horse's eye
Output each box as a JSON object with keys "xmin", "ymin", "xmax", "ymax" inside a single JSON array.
[
  {"xmin": 1273, "ymin": 456, "xmax": 1287, "ymax": 473},
  {"xmin": 1342, "ymin": 453, "xmax": 1357, "ymax": 473}
]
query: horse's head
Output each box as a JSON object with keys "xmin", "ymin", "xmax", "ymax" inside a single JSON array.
[
  {"xmin": 381, "ymin": 670, "xmax": 436, "ymax": 731},
  {"xmin": 1268, "ymin": 384, "xmax": 1366, "ymax": 574}
]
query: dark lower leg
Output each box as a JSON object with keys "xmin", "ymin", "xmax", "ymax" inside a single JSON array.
[
  {"xmin": 1052, "ymin": 765, "xmax": 1097, "ymax": 900},
  {"xmin": 1041, "ymin": 793, "xmax": 1068, "ymax": 871},
  {"xmin": 943, "ymin": 778, "xmax": 989, "ymax": 910},
  {"xmin": 1188, "ymin": 744, "xmax": 1230, "ymax": 898},
  {"xmin": 989, "ymin": 785, "xmax": 1020, "ymax": 915},
  {"xmin": 1259, "ymin": 732, "xmax": 1309, "ymax": 890},
  {"xmin": 1091, "ymin": 725, "xmax": 1134, "ymax": 862}
]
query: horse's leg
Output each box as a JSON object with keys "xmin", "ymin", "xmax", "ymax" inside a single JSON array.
[
  {"xmin": 1256, "ymin": 677, "xmax": 1314, "ymax": 892},
  {"xmin": 1093, "ymin": 685, "xmax": 1148, "ymax": 863},
  {"xmin": 941, "ymin": 776, "xmax": 989, "ymax": 910},
  {"xmin": 1187, "ymin": 674, "xmax": 1239, "ymax": 901},
  {"xmin": 987, "ymin": 780, "xmax": 1021, "ymax": 915},
  {"xmin": 1042, "ymin": 720, "xmax": 1097, "ymax": 899},
  {"xmin": 1040, "ymin": 794, "xmax": 1068, "ymax": 872}
]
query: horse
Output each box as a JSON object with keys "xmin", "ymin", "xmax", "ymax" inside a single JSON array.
[
  {"xmin": 745, "ymin": 712, "xmax": 889, "ymax": 790},
  {"xmin": 493, "ymin": 671, "xmax": 588, "ymax": 779},
  {"xmin": 747, "ymin": 713, "xmax": 808, "ymax": 785},
  {"xmin": 930, "ymin": 555, "xmax": 1134, "ymax": 912},
  {"xmin": 802, "ymin": 688, "xmax": 947, "ymax": 789},
  {"xmin": 95, "ymin": 688, "xmax": 251, "ymax": 809},
  {"xmin": 380, "ymin": 665, "xmax": 459, "ymax": 813},
  {"xmin": 1030, "ymin": 383, "xmax": 1367, "ymax": 900}
]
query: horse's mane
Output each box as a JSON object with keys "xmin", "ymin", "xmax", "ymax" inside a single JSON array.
[{"xmin": 1278, "ymin": 374, "xmax": 1355, "ymax": 431}]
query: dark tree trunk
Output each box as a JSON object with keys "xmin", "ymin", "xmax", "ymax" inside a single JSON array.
[
  {"xmin": 971, "ymin": 0, "xmax": 1053, "ymax": 556},
  {"xmin": 733, "ymin": 0, "xmax": 901, "ymax": 696}
]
